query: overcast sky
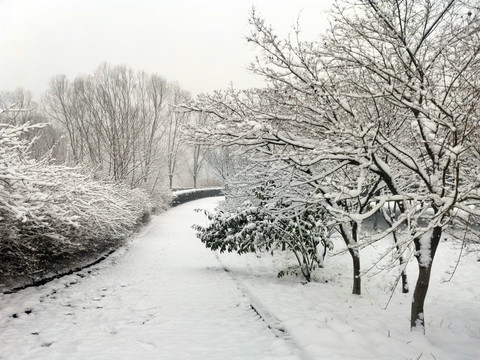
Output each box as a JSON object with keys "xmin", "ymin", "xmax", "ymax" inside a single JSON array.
[{"xmin": 0, "ymin": 0, "xmax": 332, "ymax": 99}]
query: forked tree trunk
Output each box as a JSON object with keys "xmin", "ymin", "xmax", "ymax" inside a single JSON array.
[{"xmin": 410, "ymin": 226, "xmax": 442, "ymax": 332}]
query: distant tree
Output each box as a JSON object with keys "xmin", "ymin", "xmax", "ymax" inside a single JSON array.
[
  {"xmin": 183, "ymin": 112, "xmax": 208, "ymax": 188},
  {"xmin": 165, "ymin": 84, "xmax": 189, "ymax": 188},
  {"xmin": 190, "ymin": 144, "xmax": 205, "ymax": 188},
  {"xmin": 0, "ymin": 89, "xmax": 64, "ymax": 161},
  {"xmin": 204, "ymin": 146, "xmax": 241, "ymax": 182},
  {"xmin": 44, "ymin": 64, "xmax": 177, "ymax": 194},
  {"xmin": 0, "ymin": 89, "xmax": 35, "ymax": 125}
]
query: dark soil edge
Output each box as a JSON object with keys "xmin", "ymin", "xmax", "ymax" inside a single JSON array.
[{"xmin": 2, "ymin": 248, "xmax": 117, "ymax": 294}]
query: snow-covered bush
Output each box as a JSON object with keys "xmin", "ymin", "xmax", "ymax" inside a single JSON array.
[
  {"xmin": 194, "ymin": 183, "xmax": 333, "ymax": 281},
  {"xmin": 0, "ymin": 123, "xmax": 157, "ymax": 282},
  {"xmin": 171, "ymin": 187, "xmax": 224, "ymax": 207}
]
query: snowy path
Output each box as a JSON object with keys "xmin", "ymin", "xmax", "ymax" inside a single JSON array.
[
  {"xmin": 2, "ymin": 197, "xmax": 479, "ymax": 360},
  {"xmin": 0, "ymin": 197, "xmax": 299, "ymax": 360}
]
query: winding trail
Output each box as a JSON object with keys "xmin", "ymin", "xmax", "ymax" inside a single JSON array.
[{"xmin": 0, "ymin": 197, "xmax": 301, "ymax": 360}]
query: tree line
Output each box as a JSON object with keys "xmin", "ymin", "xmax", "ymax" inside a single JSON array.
[{"xmin": 1, "ymin": 64, "xmax": 223, "ymax": 192}]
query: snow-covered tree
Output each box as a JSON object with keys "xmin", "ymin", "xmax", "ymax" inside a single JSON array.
[
  {"xmin": 182, "ymin": 86, "xmax": 386, "ymax": 295},
  {"xmin": 0, "ymin": 89, "xmax": 65, "ymax": 161},
  {"xmin": 320, "ymin": 0, "xmax": 480, "ymax": 332},
  {"xmin": 183, "ymin": 0, "xmax": 480, "ymax": 332}
]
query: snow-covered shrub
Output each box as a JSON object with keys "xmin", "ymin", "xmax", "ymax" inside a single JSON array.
[
  {"xmin": 194, "ymin": 185, "xmax": 332, "ymax": 282},
  {"xmin": 171, "ymin": 187, "xmax": 224, "ymax": 207},
  {"xmin": 149, "ymin": 186, "xmax": 173, "ymax": 214},
  {"xmin": 0, "ymin": 123, "xmax": 156, "ymax": 282}
]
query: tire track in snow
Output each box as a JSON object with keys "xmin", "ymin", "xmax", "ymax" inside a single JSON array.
[{"xmin": 214, "ymin": 253, "xmax": 311, "ymax": 360}]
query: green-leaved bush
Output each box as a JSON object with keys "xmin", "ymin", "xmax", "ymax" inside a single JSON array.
[{"xmin": 194, "ymin": 184, "xmax": 333, "ymax": 281}]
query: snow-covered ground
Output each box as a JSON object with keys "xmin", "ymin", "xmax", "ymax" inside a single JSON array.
[{"xmin": 1, "ymin": 197, "xmax": 479, "ymax": 359}]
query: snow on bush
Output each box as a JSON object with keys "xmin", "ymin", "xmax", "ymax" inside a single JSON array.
[
  {"xmin": 171, "ymin": 187, "xmax": 224, "ymax": 207},
  {"xmin": 0, "ymin": 123, "xmax": 156, "ymax": 280},
  {"xmin": 194, "ymin": 183, "xmax": 333, "ymax": 282}
]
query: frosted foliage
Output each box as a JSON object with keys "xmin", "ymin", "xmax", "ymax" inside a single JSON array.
[{"xmin": 0, "ymin": 123, "xmax": 155, "ymax": 277}]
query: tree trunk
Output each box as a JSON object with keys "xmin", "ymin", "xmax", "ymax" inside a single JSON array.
[
  {"xmin": 339, "ymin": 223, "xmax": 361, "ymax": 295},
  {"xmin": 410, "ymin": 226, "xmax": 442, "ymax": 333},
  {"xmin": 349, "ymin": 247, "xmax": 361, "ymax": 295},
  {"xmin": 401, "ymin": 270, "xmax": 409, "ymax": 294},
  {"xmin": 351, "ymin": 222, "xmax": 361, "ymax": 295},
  {"xmin": 393, "ymin": 232, "xmax": 409, "ymax": 293}
]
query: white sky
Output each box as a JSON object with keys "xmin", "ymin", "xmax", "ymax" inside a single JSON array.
[{"xmin": 0, "ymin": 0, "xmax": 332, "ymax": 99}]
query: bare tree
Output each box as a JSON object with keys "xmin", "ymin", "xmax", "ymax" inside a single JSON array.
[
  {"xmin": 165, "ymin": 84, "xmax": 189, "ymax": 188},
  {"xmin": 44, "ymin": 64, "xmax": 177, "ymax": 194},
  {"xmin": 191, "ymin": 144, "xmax": 206, "ymax": 188},
  {"xmin": 204, "ymin": 146, "xmax": 240, "ymax": 182},
  {"xmin": 0, "ymin": 89, "xmax": 35, "ymax": 125},
  {"xmin": 0, "ymin": 88, "xmax": 64, "ymax": 161},
  {"xmin": 183, "ymin": 112, "xmax": 210, "ymax": 188}
]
